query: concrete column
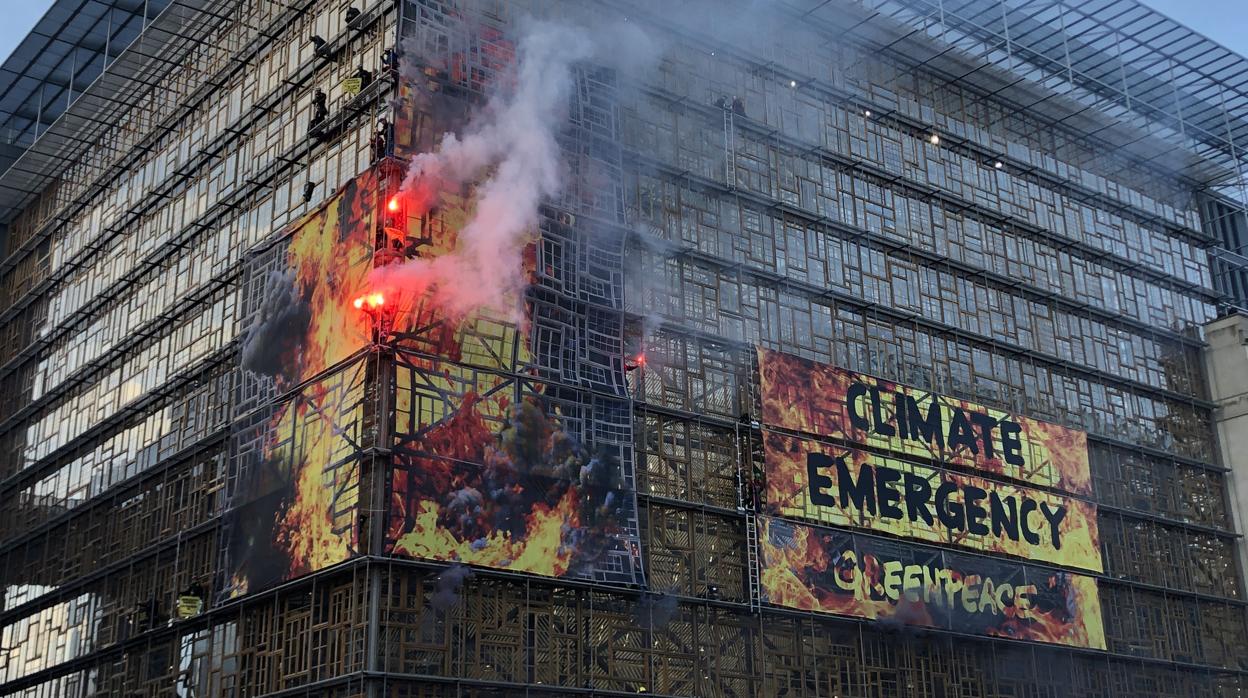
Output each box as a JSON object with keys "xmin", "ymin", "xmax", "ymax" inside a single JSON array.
[{"xmin": 1203, "ymin": 311, "xmax": 1248, "ymax": 594}]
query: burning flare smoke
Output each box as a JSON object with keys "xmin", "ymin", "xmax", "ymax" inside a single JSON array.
[
  {"xmin": 373, "ymin": 22, "xmax": 591, "ymax": 319},
  {"xmin": 374, "ymin": 18, "xmax": 656, "ymax": 320}
]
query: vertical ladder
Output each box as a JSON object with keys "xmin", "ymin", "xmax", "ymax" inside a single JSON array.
[
  {"xmin": 744, "ymin": 512, "xmax": 762, "ymax": 612},
  {"xmin": 736, "ymin": 422, "xmax": 761, "ymax": 612},
  {"xmin": 723, "ymin": 106, "xmax": 736, "ymax": 190}
]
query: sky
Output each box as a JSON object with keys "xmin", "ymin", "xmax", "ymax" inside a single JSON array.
[
  {"xmin": 0, "ymin": 1, "xmax": 52, "ymax": 65},
  {"xmin": 1140, "ymin": 0, "xmax": 1248, "ymax": 58},
  {"xmin": 0, "ymin": 0, "xmax": 1242, "ymax": 87}
]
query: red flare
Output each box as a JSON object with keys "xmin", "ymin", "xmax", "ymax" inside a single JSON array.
[
  {"xmin": 387, "ymin": 195, "xmax": 400, "ymax": 213},
  {"xmin": 352, "ymin": 293, "xmax": 385, "ymax": 311}
]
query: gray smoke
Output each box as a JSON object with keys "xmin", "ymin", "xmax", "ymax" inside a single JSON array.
[
  {"xmin": 240, "ymin": 270, "xmax": 311, "ymax": 378},
  {"xmin": 635, "ymin": 590, "xmax": 680, "ymax": 630},
  {"xmin": 626, "ymin": 228, "xmax": 681, "ymax": 346},
  {"xmin": 429, "ymin": 563, "xmax": 475, "ymax": 612},
  {"xmin": 876, "ymin": 596, "xmax": 932, "ymax": 637},
  {"xmin": 373, "ymin": 16, "xmax": 659, "ymax": 321}
]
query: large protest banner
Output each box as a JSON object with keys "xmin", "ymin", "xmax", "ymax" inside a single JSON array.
[
  {"xmin": 755, "ymin": 348, "xmax": 1105, "ymax": 645},
  {"xmin": 221, "ymin": 173, "xmax": 380, "ymax": 599},
  {"xmin": 384, "ymin": 357, "xmax": 644, "ymax": 585}
]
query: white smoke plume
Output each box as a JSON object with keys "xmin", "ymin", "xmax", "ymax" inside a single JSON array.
[{"xmin": 373, "ymin": 17, "xmax": 658, "ymax": 321}]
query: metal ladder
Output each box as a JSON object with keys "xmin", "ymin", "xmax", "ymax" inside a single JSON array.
[
  {"xmin": 723, "ymin": 106, "xmax": 736, "ymax": 190},
  {"xmin": 736, "ymin": 422, "xmax": 762, "ymax": 612},
  {"xmin": 744, "ymin": 512, "xmax": 762, "ymax": 612}
]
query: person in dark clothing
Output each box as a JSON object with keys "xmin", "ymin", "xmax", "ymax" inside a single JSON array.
[
  {"xmin": 370, "ymin": 118, "xmax": 390, "ymax": 161},
  {"xmin": 311, "ymin": 89, "xmax": 328, "ymax": 127}
]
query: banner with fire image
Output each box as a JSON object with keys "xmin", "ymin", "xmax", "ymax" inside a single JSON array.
[
  {"xmin": 762, "ymin": 431, "xmax": 1102, "ymax": 572},
  {"xmin": 757, "ymin": 348, "xmax": 1092, "ymax": 495},
  {"xmin": 221, "ymin": 357, "xmax": 370, "ymax": 598},
  {"xmin": 759, "ymin": 517, "xmax": 1107, "ymax": 649},
  {"xmin": 221, "ymin": 172, "xmax": 381, "ymax": 598},
  {"xmin": 239, "ymin": 170, "xmax": 380, "ymax": 396},
  {"xmin": 384, "ymin": 352, "xmax": 644, "ymax": 584}
]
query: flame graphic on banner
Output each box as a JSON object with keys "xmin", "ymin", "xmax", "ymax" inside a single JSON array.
[
  {"xmin": 760, "ymin": 518, "xmax": 1106, "ymax": 649},
  {"xmin": 225, "ymin": 172, "xmax": 378, "ymax": 598},
  {"xmin": 267, "ymin": 175, "xmax": 375, "ymax": 578},
  {"xmin": 269, "ymin": 379, "xmax": 362, "ymax": 578},
  {"xmin": 388, "ymin": 381, "xmax": 630, "ymax": 578},
  {"xmin": 284, "ymin": 197, "xmax": 375, "ymax": 382},
  {"xmin": 223, "ymin": 360, "xmax": 367, "ymax": 598},
  {"xmin": 994, "ymin": 569, "xmax": 1105, "ymax": 648},
  {"xmin": 244, "ymin": 171, "xmax": 379, "ymax": 391}
]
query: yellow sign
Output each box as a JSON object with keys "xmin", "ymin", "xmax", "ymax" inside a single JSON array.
[
  {"xmin": 342, "ymin": 77, "xmax": 363, "ymax": 96},
  {"xmin": 175, "ymin": 595, "xmax": 203, "ymax": 619}
]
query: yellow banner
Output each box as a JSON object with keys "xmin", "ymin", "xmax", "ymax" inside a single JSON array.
[
  {"xmin": 763, "ymin": 431, "xmax": 1102, "ymax": 573},
  {"xmin": 758, "ymin": 348, "xmax": 1091, "ymax": 495}
]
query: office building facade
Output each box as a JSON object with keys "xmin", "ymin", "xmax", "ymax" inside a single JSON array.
[{"xmin": 0, "ymin": 0, "xmax": 1244, "ymax": 696}]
